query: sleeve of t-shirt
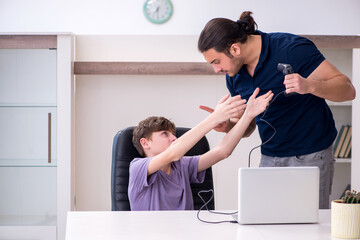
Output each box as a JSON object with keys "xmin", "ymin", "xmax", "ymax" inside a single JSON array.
[
  {"xmin": 128, "ymin": 157, "xmax": 157, "ymax": 193},
  {"xmin": 181, "ymin": 156, "xmax": 206, "ymax": 184},
  {"xmin": 286, "ymin": 36, "xmax": 325, "ymax": 78}
]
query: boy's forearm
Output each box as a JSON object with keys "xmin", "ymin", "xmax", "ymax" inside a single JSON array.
[
  {"xmin": 243, "ymin": 119, "xmax": 256, "ymax": 137},
  {"xmin": 166, "ymin": 114, "xmax": 219, "ymax": 161},
  {"xmin": 217, "ymin": 113, "xmax": 253, "ymax": 157},
  {"xmin": 224, "ymin": 119, "xmax": 236, "ymax": 133},
  {"xmin": 197, "ymin": 113, "xmax": 254, "ymax": 171}
]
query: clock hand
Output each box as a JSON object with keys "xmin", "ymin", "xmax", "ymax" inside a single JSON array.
[{"xmin": 155, "ymin": 6, "xmax": 160, "ymax": 18}]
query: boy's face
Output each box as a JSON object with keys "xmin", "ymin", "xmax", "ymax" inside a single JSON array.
[{"xmin": 142, "ymin": 130, "xmax": 177, "ymax": 157}]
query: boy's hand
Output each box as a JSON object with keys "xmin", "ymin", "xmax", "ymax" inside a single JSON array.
[
  {"xmin": 199, "ymin": 94, "xmax": 246, "ymax": 132},
  {"xmin": 198, "ymin": 105, "xmax": 230, "ymax": 132},
  {"xmin": 199, "ymin": 105, "xmax": 231, "ymax": 132},
  {"xmin": 245, "ymin": 88, "xmax": 273, "ymax": 118},
  {"xmin": 211, "ymin": 94, "xmax": 247, "ymax": 125}
]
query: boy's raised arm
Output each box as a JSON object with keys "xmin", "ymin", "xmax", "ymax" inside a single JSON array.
[
  {"xmin": 147, "ymin": 94, "xmax": 246, "ymax": 175},
  {"xmin": 198, "ymin": 88, "xmax": 273, "ymax": 172}
]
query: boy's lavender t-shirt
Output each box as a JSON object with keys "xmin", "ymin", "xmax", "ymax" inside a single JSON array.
[{"xmin": 128, "ymin": 156, "xmax": 205, "ymax": 211}]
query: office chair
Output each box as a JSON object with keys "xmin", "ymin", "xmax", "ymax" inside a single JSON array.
[{"xmin": 111, "ymin": 126, "xmax": 215, "ymax": 211}]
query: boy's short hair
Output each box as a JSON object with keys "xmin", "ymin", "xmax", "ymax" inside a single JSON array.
[{"xmin": 132, "ymin": 116, "xmax": 176, "ymax": 157}]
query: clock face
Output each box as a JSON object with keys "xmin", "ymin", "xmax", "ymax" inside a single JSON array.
[{"xmin": 143, "ymin": 0, "xmax": 173, "ymax": 24}]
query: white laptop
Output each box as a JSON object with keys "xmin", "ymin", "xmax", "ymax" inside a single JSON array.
[{"xmin": 235, "ymin": 167, "xmax": 319, "ymax": 224}]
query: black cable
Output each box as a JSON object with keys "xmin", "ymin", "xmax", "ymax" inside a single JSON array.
[
  {"xmin": 196, "ymin": 189, "xmax": 238, "ymax": 224},
  {"xmin": 248, "ymin": 90, "xmax": 285, "ymax": 167}
]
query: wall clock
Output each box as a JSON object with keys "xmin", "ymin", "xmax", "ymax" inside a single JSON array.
[{"xmin": 143, "ymin": 0, "xmax": 173, "ymax": 24}]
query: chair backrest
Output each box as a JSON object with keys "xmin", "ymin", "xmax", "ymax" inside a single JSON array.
[{"xmin": 111, "ymin": 126, "xmax": 215, "ymax": 211}]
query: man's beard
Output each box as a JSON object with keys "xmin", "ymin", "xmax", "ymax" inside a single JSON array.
[{"xmin": 227, "ymin": 57, "xmax": 245, "ymax": 77}]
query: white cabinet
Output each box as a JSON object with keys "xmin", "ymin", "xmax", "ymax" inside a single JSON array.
[{"xmin": 0, "ymin": 34, "xmax": 74, "ymax": 240}]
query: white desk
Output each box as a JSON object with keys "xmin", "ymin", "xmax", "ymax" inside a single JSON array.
[{"xmin": 66, "ymin": 210, "xmax": 339, "ymax": 240}]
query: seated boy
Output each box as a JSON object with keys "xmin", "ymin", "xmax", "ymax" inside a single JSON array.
[{"xmin": 129, "ymin": 88, "xmax": 273, "ymax": 210}]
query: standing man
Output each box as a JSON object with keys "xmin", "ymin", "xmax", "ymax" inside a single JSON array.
[{"xmin": 198, "ymin": 11, "xmax": 356, "ymax": 209}]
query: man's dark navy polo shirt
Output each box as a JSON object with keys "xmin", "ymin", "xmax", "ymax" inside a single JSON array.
[{"xmin": 226, "ymin": 31, "xmax": 337, "ymax": 157}]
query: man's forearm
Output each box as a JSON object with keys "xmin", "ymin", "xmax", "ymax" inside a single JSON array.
[
  {"xmin": 309, "ymin": 75, "xmax": 355, "ymax": 102},
  {"xmin": 306, "ymin": 60, "xmax": 356, "ymax": 102}
]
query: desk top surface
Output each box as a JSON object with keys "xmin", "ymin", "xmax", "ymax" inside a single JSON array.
[{"xmin": 66, "ymin": 210, "xmax": 340, "ymax": 240}]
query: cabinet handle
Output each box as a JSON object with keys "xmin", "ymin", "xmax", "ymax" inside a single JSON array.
[{"xmin": 48, "ymin": 112, "xmax": 51, "ymax": 164}]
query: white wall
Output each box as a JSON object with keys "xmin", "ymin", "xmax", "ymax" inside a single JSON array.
[{"xmin": 1, "ymin": 0, "xmax": 359, "ymax": 35}]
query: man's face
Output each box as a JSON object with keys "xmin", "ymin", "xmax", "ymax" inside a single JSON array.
[
  {"xmin": 203, "ymin": 48, "xmax": 244, "ymax": 77},
  {"xmin": 144, "ymin": 130, "xmax": 177, "ymax": 156}
]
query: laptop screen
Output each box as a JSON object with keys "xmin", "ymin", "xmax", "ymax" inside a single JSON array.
[{"xmin": 236, "ymin": 167, "xmax": 319, "ymax": 224}]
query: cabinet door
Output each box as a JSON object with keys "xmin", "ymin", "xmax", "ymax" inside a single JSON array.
[
  {"xmin": 0, "ymin": 49, "xmax": 56, "ymax": 106},
  {"xmin": 0, "ymin": 48, "xmax": 57, "ymax": 231},
  {"xmin": 0, "ymin": 107, "xmax": 57, "ymax": 166},
  {"xmin": 0, "ymin": 226, "xmax": 56, "ymax": 240},
  {"xmin": 0, "ymin": 167, "xmax": 57, "ymax": 225}
]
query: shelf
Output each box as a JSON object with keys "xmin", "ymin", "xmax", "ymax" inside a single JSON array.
[
  {"xmin": 0, "ymin": 104, "xmax": 57, "ymax": 107},
  {"xmin": 326, "ymin": 100, "xmax": 352, "ymax": 106},
  {"xmin": 0, "ymin": 215, "xmax": 57, "ymax": 226},
  {"xmin": 301, "ymin": 35, "xmax": 360, "ymax": 48},
  {"xmin": 0, "ymin": 35, "xmax": 57, "ymax": 49},
  {"xmin": 73, "ymin": 35, "xmax": 360, "ymax": 75},
  {"xmin": 74, "ymin": 61, "xmax": 220, "ymax": 75},
  {"xmin": 0, "ymin": 159, "xmax": 57, "ymax": 167},
  {"xmin": 335, "ymin": 158, "xmax": 351, "ymax": 163}
]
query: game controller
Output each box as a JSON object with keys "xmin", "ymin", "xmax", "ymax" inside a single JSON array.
[{"xmin": 277, "ymin": 63, "xmax": 296, "ymax": 96}]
